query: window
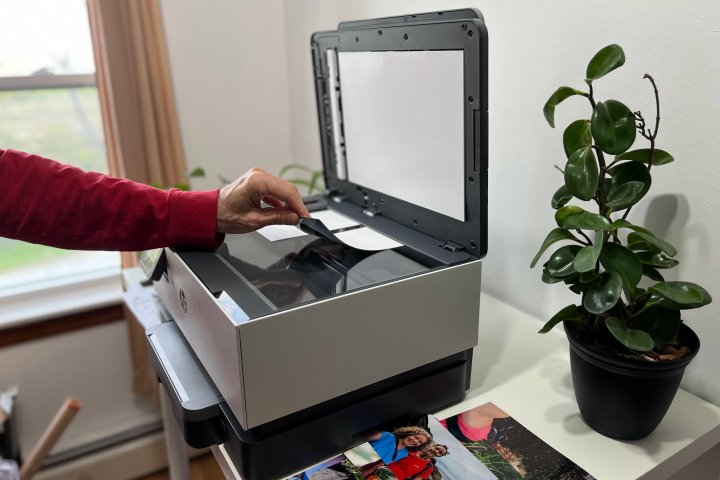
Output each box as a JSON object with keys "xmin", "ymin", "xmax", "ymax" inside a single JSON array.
[{"xmin": 0, "ymin": 0, "xmax": 120, "ymax": 312}]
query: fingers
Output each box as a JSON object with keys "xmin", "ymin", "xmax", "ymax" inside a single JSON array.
[
  {"xmin": 251, "ymin": 206, "xmax": 301, "ymax": 227},
  {"xmin": 254, "ymin": 173, "xmax": 310, "ymax": 218},
  {"xmin": 262, "ymin": 196, "xmax": 285, "ymax": 209},
  {"xmin": 216, "ymin": 168, "xmax": 312, "ymax": 234}
]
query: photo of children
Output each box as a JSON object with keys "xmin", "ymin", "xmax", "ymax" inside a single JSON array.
[
  {"xmin": 292, "ymin": 420, "xmax": 450, "ymax": 480},
  {"xmin": 437, "ymin": 402, "xmax": 594, "ymax": 480}
]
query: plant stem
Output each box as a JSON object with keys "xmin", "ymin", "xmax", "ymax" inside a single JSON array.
[
  {"xmin": 605, "ymin": 157, "xmax": 621, "ymax": 170},
  {"xmin": 645, "ymin": 73, "xmax": 661, "ymax": 173},
  {"xmin": 586, "ymin": 81, "xmax": 610, "ymax": 220},
  {"xmin": 623, "ymin": 74, "xmax": 660, "ymax": 221},
  {"xmin": 593, "ymin": 146, "xmax": 608, "ymax": 217},
  {"xmin": 576, "ymin": 229, "xmax": 592, "ymax": 245},
  {"xmin": 587, "ymin": 82, "xmax": 597, "ymax": 109},
  {"xmin": 592, "ymin": 313, "xmax": 602, "ymax": 339}
]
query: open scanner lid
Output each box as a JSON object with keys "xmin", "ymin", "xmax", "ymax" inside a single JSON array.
[{"xmin": 311, "ymin": 9, "xmax": 488, "ymax": 259}]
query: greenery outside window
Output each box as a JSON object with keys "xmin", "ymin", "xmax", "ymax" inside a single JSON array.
[{"xmin": 0, "ymin": 0, "xmax": 120, "ymax": 315}]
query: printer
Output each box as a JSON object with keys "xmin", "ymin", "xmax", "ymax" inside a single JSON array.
[{"xmin": 147, "ymin": 9, "xmax": 488, "ymax": 479}]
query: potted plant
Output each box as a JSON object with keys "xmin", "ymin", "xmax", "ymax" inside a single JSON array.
[{"xmin": 532, "ymin": 44, "xmax": 712, "ymax": 440}]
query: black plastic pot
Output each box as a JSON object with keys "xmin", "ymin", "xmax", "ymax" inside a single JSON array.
[{"xmin": 565, "ymin": 322, "xmax": 700, "ymax": 440}]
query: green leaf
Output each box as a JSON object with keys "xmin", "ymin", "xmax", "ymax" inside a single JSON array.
[
  {"xmin": 564, "ymin": 147, "xmax": 599, "ymax": 201},
  {"xmin": 628, "ymin": 238, "xmax": 660, "ymax": 255},
  {"xmin": 287, "ymin": 178, "xmax": 313, "ymax": 188},
  {"xmin": 606, "ymin": 162, "xmax": 651, "ymax": 211},
  {"xmin": 539, "ymin": 305, "xmax": 581, "ymax": 333},
  {"xmin": 569, "ymin": 283, "xmax": 586, "ymax": 294},
  {"xmin": 627, "ymin": 231, "xmax": 677, "ymax": 257},
  {"xmin": 586, "ymin": 44, "xmax": 625, "ymax": 83},
  {"xmin": 642, "ymin": 264, "xmax": 665, "ymax": 282},
  {"xmin": 551, "ymin": 185, "xmax": 573, "ymax": 209},
  {"xmin": 610, "ymin": 219, "xmax": 652, "ymax": 235},
  {"xmin": 555, "ymin": 205, "xmax": 585, "ymax": 226},
  {"xmin": 616, "ymin": 148, "xmax": 674, "ymax": 166},
  {"xmin": 630, "ymin": 307, "xmax": 681, "ymax": 347},
  {"xmin": 580, "ymin": 270, "xmax": 601, "ymax": 284},
  {"xmin": 543, "ymin": 86, "xmax": 586, "ymax": 128},
  {"xmin": 636, "ymin": 251, "xmax": 679, "ymax": 269},
  {"xmin": 605, "ymin": 317, "xmax": 654, "ymax": 352},
  {"xmin": 547, "ymin": 245, "xmax": 582, "ymax": 277},
  {"xmin": 649, "ymin": 281, "xmax": 713, "ymax": 309},
  {"xmin": 583, "ymin": 271, "xmax": 623, "ymax": 314},
  {"xmin": 560, "ymin": 212, "xmax": 612, "ymax": 231},
  {"xmin": 188, "ymin": 167, "xmax": 206, "ymax": 178},
  {"xmin": 591, "ymin": 100, "xmax": 637, "ymax": 155},
  {"xmin": 308, "ymin": 171, "xmax": 325, "ymax": 194},
  {"xmin": 173, "ymin": 183, "xmax": 190, "ymax": 191},
  {"xmin": 606, "ymin": 181, "xmax": 644, "ymax": 210},
  {"xmin": 530, "ymin": 228, "xmax": 581, "ymax": 268},
  {"xmin": 573, "ymin": 231, "xmax": 603, "ymax": 273},
  {"xmin": 600, "ymin": 242, "xmax": 643, "ymax": 291},
  {"xmin": 279, "ymin": 163, "xmax": 314, "ymax": 177},
  {"xmin": 563, "ymin": 120, "xmax": 592, "ymax": 158},
  {"xmin": 542, "ymin": 266, "xmax": 566, "ymax": 284}
]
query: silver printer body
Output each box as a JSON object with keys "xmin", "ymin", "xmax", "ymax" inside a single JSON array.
[{"xmin": 156, "ymin": 237, "xmax": 481, "ymax": 429}]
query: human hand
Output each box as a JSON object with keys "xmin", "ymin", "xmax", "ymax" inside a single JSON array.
[{"xmin": 216, "ymin": 168, "xmax": 310, "ymax": 234}]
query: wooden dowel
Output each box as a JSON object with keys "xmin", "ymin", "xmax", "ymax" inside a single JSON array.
[{"xmin": 19, "ymin": 398, "xmax": 82, "ymax": 480}]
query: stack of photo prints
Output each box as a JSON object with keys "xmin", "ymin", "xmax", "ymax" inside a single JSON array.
[{"xmin": 286, "ymin": 401, "xmax": 595, "ymax": 480}]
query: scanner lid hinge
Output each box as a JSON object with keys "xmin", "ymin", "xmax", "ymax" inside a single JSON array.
[{"xmin": 440, "ymin": 240, "xmax": 464, "ymax": 253}]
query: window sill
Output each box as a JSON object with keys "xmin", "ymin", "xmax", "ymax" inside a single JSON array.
[{"xmin": 0, "ymin": 267, "xmax": 123, "ymax": 330}]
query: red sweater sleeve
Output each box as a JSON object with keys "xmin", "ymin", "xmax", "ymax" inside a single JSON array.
[{"xmin": 0, "ymin": 148, "xmax": 224, "ymax": 251}]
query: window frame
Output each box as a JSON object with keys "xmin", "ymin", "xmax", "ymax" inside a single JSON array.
[
  {"xmin": 0, "ymin": 267, "xmax": 123, "ymax": 330},
  {"xmin": 0, "ymin": 73, "xmax": 123, "ymax": 330},
  {"xmin": 0, "ymin": 73, "xmax": 95, "ymax": 91}
]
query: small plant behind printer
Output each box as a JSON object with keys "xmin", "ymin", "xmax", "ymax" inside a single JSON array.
[
  {"xmin": 219, "ymin": 164, "xmax": 325, "ymax": 195},
  {"xmin": 152, "ymin": 167, "xmax": 206, "ymax": 191},
  {"xmin": 531, "ymin": 44, "xmax": 712, "ymax": 438},
  {"xmin": 278, "ymin": 163, "xmax": 325, "ymax": 195}
]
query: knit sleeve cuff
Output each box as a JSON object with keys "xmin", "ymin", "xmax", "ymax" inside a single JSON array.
[{"xmin": 171, "ymin": 189, "xmax": 225, "ymax": 250}]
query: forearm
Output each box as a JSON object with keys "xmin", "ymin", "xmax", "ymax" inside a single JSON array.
[{"xmin": 0, "ymin": 149, "xmax": 223, "ymax": 251}]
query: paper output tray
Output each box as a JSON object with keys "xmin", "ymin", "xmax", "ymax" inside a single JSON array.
[{"xmin": 147, "ymin": 320, "xmax": 472, "ymax": 480}]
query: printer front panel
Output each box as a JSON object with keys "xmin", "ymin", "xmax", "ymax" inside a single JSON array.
[
  {"xmin": 238, "ymin": 259, "xmax": 482, "ymax": 429},
  {"xmin": 155, "ymin": 248, "xmax": 248, "ymax": 427}
]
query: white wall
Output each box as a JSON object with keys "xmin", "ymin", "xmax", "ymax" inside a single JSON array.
[
  {"xmin": 279, "ymin": 0, "xmax": 720, "ymax": 407},
  {"xmin": 0, "ymin": 322, "xmax": 160, "ymax": 456},
  {"xmin": 159, "ymin": 0, "xmax": 295, "ymax": 190}
]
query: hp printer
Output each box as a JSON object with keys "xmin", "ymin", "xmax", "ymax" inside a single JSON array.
[{"xmin": 148, "ymin": 9, "xmax": 488, "ymax": 479}]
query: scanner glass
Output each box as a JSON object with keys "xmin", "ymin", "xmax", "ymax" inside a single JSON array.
[{"xmin": 218, "ymin": 231, "xmax": 437, "ymax": 312}]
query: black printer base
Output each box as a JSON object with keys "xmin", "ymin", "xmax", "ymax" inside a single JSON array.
[
  {"xmin": 221, "ymin": 350, "xmax": 472, "ymax": 480},
  {"xmin": 148, "ymin": 321, "xmax": 472, "ymax": 480}
]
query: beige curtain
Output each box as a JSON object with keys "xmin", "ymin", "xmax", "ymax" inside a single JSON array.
[{"xmin": 88, "ymin": 0, "xmax": 185, "ymax": 396}]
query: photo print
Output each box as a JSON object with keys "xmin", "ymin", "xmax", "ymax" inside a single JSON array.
[
  {"xmin": 293, "ymin": 417, "xmax": 449, "ymax": 480},
  {"xmin": 435, "ymin": 402, "xmax": 594, "ymax": 480},
  {"xmin": 291, "ymin": 402, "xmax": 594, "ymax": 480}
]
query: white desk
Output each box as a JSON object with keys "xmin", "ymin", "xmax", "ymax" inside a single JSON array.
[{"xmin": 212, "ymin": 292, "xmax": 720, "ymax": 480}]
